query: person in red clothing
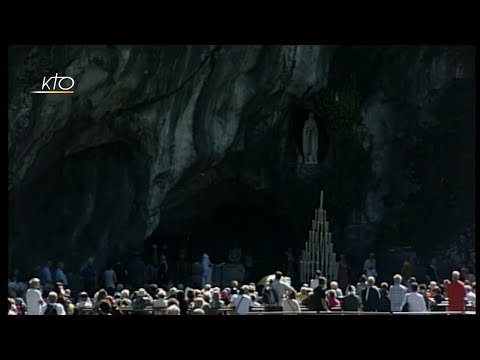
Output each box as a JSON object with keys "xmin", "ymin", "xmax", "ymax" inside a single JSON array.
[{"xmin": 444, "ymin": 271, "xmax": 466, "ymax": 312}]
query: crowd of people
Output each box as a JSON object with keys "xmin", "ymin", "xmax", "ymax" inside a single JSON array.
[{"xmin": 8, "ymin": 266, "xmax": 476, "ymax": 315}]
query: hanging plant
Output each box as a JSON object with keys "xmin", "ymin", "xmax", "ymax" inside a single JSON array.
[{"xmin": 310, "ymin": 84, "xmax": 371, "ymax": 217}]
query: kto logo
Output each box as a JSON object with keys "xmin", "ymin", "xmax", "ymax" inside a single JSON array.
[{"xmin": 31, "ymin": 73, "xmax": 75, "ymax": 94}]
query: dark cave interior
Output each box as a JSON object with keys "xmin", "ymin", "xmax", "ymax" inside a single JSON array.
[{"xmin": 145, "ymin": 185, "xmax": 296, "ymax": 274}]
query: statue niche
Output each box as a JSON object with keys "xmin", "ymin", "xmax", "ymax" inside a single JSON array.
[{"xmin": 302, "ymin": 112, "xmax": 319, "ymax": 164}]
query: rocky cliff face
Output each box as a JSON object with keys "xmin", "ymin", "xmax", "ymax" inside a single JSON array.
[{"xmin": 8, "ymin": 45, "xmax": 475, "ymax": 275}]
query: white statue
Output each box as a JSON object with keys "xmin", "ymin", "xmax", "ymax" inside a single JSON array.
[{"xmin": 302, "ymin": 112, "xmax": 318, "ymax": 164}]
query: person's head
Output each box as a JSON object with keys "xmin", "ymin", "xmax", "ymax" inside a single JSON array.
[
  {"xmin": 120, "ymin": 289, "xmax": 130, "ymax": 299},
  {"xmin": 410, "ymin": 282, "xmax": 419, "ymax": 292},
  {"xmin": 48, "ymin": 291, "xmax": 58, "ymax": 304},
  {"xmin": 137, "ymin": 288, "xmax": 147, "ymax": 298},
  {"xmin": 204, "ymin": 284, "xmax": 212, "ymax": 292},
  {"xmin": 29, "ymin": 278, "xmax": 40, "ymax": 289},
  {"xmin": 460, "ymin": 267, "xmax": 469, "ymax": 276},
  {"xmin": 452, "ymin": 271, "xmax": 460, "ymax": 281},
  {"xmin": 46, "ymin": 260, "xmax": 53, "ymax": 267},
  {"xmin": 367, "ymin": 277, "xmax": 376, "ymax": 286},
  {"xmin": 187, "ymin": 290, "xmax": 195, "ymax": 300},
  {"xmin": 419, "ymin": 284, "xmax": 427, "ymax": 293},
  {"xmin": 328, "ymin": 290, "xmax": 336, "ymax": 298},
  {"xmin": 393, "ymin": 274, "xmax": 402, "ymax": 284},
  {"xmin": 192, "ymin": 308, "xmax": 204, "ymax": 315},
  {"xmin": 99, "ymin": 300, "xmax": 111, "ymax": 314},
  {"xmin": 212, "ymin": 291, "xmax": 221, "ymax": 302},
  {"xmin": 231, "ymin": 280, "xmax": 238, "ymax": 288},
  {"xmin": 175, "ymin": 290, "xmax": 185, "ymax": 302},
  {"xmin": 98, "ymin": 289, "xmax": 108, "ymax": 300},
  {"xmin": 251, "ymin": 293, "xmax": 257, "ymax": 302},
  {"xmin": 8, "ymin": 298, "xmax": 15, "ymax": 312},
  {"xmin": 431, "ymin": 287, "xmax": 441, "ymax": 296},
  {"xmin": 360, "ymin": 274, "xmax": 367, "ymax": 282},
  {"xmin": 54, "ymin": 283, "xmax": 65, "ymax": 295},
  {"xmin": 380, "ymin": 282, "xmax": 389, "ymax": 290},
  {"xmin": 80, "ymin": 292, "xmax": 89, "ymax": 301},
  {"xmin": 167, "ymin": 298, "xmax": 179, "ymax": 307},
  {"xmin": 57, "ymin": 262, "xmax": 64, "ymax": 269},
  {"xmin": 149, "ymin": 283, "xmax": 158, "ymax": 295},
  {"xmin": 429, "ymin": 281, "xmax": 437, "ymax": 290},
  {"xmin": 275, "ymin": 271, "xmax": 283, "ymax": 280},
  {"xmin": 346, "ymin": 285, "xmax": 356, "ymax": 295},
  {"xmin": 315, "ymin": 270, "xmax": 322, "ymax": 278},
  {"xmin": 156, "ymin": 289, "xmax": 166, "ymax": 299},
  {"xmin": 465, "ymin": 285, "xmax": 472, "ymax": 293},
  {"xmin": 166, "ymin": 305, "xmax": 180, "ymax": 315},
  {"xmin": 330, "ymin": 281, "xmax": 339, "ymax": 290},
  {"xmin": 203, "ymin": 292, "xmax": 211, "ymax": 303},
  {"xmin": 408, "ymin": 277, "xmax": 417, "ymax": 285},
  {"xmin": 193, "ymin": 298, "xmax": 204, "ymax": 309},
  {"xmin": 318, "ymin": 277, "xmax": 327, "ymax": 289}
]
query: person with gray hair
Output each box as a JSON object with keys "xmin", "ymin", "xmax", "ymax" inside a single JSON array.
[
  {"xmin": 192, "ymin": 308, "xmax": 205, "ymax": 315},
  {"xmin": 41, "ymin": 291, "xmax": 66, "ymax": 315},
  {"xmin": 445, "ymin": 270, "xmax": 466, "ymax": 312},
  {"xmin": 389, "ymin": 274, "xmax": 407, "ymax": 312},
  {"xmin": 26, "ymin": 278, "xmax": 44, "ymax": 315},
  {"xmin": 165, "ymin": 304, "xmax": 180, "ymax": 315}
]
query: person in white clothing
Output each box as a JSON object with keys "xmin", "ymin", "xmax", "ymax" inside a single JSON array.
[
  {"xmin": 405, "ymin": 282, "xmax": 427, "ymax": 312},
  {"xmin": 76, "ymin": 292, "xmax": 93, "ymax": 309},
  {"xmin": 233, "ymin": 286, "xmax": 252, "ymax": 315},
  {"xmin": 465, "ymin": 285, "xmax": 475, "ymax": 303},
  {"xmin": 25, "ymin": 278, "xmax": 44, "ymax": 315},
  {"xmin": 153, "ymin": 289, "xmax": 167, "ymax": 314},
  {"xmin": 282, "ymin": 291, "xmax": 301, "ymax": 312},
  {"xmin": 271, "ymin": 271, "xmax": 295, "ymax": 307}
]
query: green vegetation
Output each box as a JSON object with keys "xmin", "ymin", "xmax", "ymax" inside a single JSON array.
[{"xmin": 311, "ymin": 84, "xmax": 371, "ymax": 218}]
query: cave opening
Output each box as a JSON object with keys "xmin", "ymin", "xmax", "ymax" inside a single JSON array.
[
  {"xmin": 290, "ymin": 106, "xmax": 330, "ymax": 164},
  {"xmin": 145, "ymin": 186, "xmax": 295, "ymax": 276}
]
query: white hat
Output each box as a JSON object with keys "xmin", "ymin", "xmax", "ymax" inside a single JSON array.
[{"xmin": 137, "ymin": 288, "xmax": 146, "ymax": 297}]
